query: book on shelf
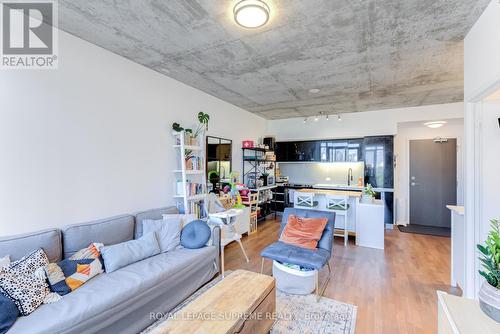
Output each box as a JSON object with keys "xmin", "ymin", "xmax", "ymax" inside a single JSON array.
[
  {"xmin": 185, "ymin": 156, "xmax": 202, "ymax": 171},
  {"xmin": 189, "ymin": 200, "xmax": 205, "ymax": 219},
  {"xmin": 176, "ymin": 180, "xmax": 205, "ymax": 197}
]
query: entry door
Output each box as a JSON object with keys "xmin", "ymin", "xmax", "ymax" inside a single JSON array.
[{"xmin": 409, "ymin": 139, "xmax": 457, "ymax": 228}]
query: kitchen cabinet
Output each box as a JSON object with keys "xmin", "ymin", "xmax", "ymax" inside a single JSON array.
[
  {"xmin": 277, "ymin": 139, "xmax": 363, "ymax": 162},
  {"xmin": 362, "ymin": 136, "xmax": 394, "ymax": 189}
]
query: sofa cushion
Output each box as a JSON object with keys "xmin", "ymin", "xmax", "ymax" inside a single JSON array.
[
  {"xmin": 7, "ymin": 246, "xmax": 218, "ymax": 334},
  {"xmin": 45, "ymin": 244, "xmax": 104, "ymax": 296},
  {"xmin": 0, "ymin": 229, "xmax": 62, "ymax": 263},
  {"xmin": 0, "ymin": 256, "xmax": 10, "ymax": 268},
  {"xmin": 0, "ymin": 292, "xmax": 19, "ymax": 333},
  {"xmin": 142, "ymin": 218, "xmax": 182, "ymax": 252},
  {"xmin": 100, "ymin": 233, "xmax": 160, "ymax": 273},
  {"xmin": 62, "ymin": 215, "xmax": 135, "ymax": 259},
  {"xmin": 280, "ymin": 215, "xmax": 328, "ymax": 250},
  {"xmin": 134, "ymin": 206, "xmax": 179, "ymax": 239},
  {"xmin": 0, "ymin": 249, "xmax": 50, "ymax": 316},
  {"xmin": 180, "ymin": 220, "xmax": 211, "ymax": 249},
  {"xmin": 261, "ymin": 241, "xmax": 330, "ymax": 270}
]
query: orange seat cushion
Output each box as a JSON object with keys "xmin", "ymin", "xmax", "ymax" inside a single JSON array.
[{"xmin": 280, "ymin": 215, "xmax": 328, "ymax": 250}]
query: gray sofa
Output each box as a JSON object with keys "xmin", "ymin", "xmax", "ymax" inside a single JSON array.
[{"xmin": 0, "ymin": 206, "xmax": 221, "ymax": 334}]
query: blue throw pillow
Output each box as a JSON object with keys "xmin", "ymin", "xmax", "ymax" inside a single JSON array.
[
  {"xmin": 180, "ymin": 220, "xmax": 211, "ymax": 249},
  {"xmin": 0, "ymin": 292, "xmax": 19, "ymax": 334}
]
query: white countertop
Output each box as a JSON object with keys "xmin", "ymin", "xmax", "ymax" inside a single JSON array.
[
  {"xmin": 359, "ymin": 199, "xmax": 384, "ymax": 206},
  {"xmin": 447, "ymin": 205, "xmax": 465, "ymax": 215},
  {"xmin": 312, "ymin": 184, "xmax": 394, "ymax": 193}
]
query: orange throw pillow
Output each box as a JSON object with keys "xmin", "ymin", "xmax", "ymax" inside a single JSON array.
[{"xmin": 280, "ymin": 215, "xmax": 328, "ymax": 250}]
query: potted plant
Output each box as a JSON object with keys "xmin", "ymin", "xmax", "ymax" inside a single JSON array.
[
  {"xmin": 361, "ymin": 184, "xmax": 376, "ymax": 203},
  {"xmin": 260, "ymin": 172, "xmax": 270, "ymax": 187},
  {"xmin": 477, "ymin": 219, "xmax": 500, "ymax": 322},
  {"xmin": 172, "ymin": 112, "xmax": 210, "ymax": 145}
]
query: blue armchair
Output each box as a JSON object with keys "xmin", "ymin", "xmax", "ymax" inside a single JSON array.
[{"xmin": 260, "ymin": 208, "xmax": 335, "ymax": 300}]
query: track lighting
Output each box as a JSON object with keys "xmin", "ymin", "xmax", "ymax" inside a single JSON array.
[{"xmin": 337, "ymin": 114, "xmax": 342, "ymax": 121}]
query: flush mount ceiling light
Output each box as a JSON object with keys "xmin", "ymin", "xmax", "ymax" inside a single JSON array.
[
  {"xmin": 234, "ymin": 0, "xmax": 270, "ymax": 28},
  {"xmin": 309, "ymin": 88, "xmax": 321, "ymax": 94},
  {"xmin": 424, "ymin": 121, "xmax": 447, "ymax": 128}
]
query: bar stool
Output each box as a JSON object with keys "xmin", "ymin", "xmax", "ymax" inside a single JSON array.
[
  {"xmin": 294, "ymin": 191, "xmax": 318, "ymax": 209},
  {"xmin": 325, "ymin": 194, "xmax": 350, "ymax": 246}
]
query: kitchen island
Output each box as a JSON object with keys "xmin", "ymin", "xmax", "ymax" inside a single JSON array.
[{"xmin": 294, "ymin": 188, "xmax": 385, "ymax": 249}]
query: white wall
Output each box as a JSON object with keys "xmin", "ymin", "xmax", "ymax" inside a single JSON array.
[
  {"xmin": 478, "ymin": 101, "xmax": 500, "ymax": 236},
  {"xmin": 394, "ymin": 119, "xmax": 464, "ymax": 225},
  {"xmin": 463, "ymin": 0, "xmax": 500, "ymax": 298},
  {"xmin": 464, "ymin": 0, "xmax": 500, "ymax": 101},
  {"xmin": 0, "ymin": 29, "xmax": 266, "ymax": 236},
  {"xmin": 266, "ymin": 103, "xmax": 464, "ymax": 141}
]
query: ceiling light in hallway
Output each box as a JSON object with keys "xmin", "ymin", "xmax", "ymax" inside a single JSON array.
[
  {"xmin": 309, "ymin": 88, "xmax": 321, "ymax": 94},
  {"xmin": 424, "ymin": 121, "xmax": 447, "ymax": 128},
  {"xmin": 234, "ymin": 0, "xmax": 270, "ymax": 28}
]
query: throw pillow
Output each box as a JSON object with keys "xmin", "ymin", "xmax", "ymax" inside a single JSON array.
[
  {"xmin": 45, "ymin": 243, "xmax": 104, "ymax": 296},
  {"xmin": 100, "ymin": 232, "xmax": 160, "ymax": 273},
  {"xmin": 180, "ymin": 220, "xmax": 211, "ymax": 249},
  {"xmin": 0, "ymin": 292, "xmax": 19, "ymax": 334},
  {"xmin": 280, "ymin": 215, "xmax": 328, "ymax": 250},
  {"xmin": 142, "ymin": 217, "xmax": 182, "ymax": 252},
  {"xmin": 0, "ymin": 256, "xmax": 9, "ymax": 268},
  {"xmin": 0, "ymin": 249, "xmax": 50, "ymax": 316}
]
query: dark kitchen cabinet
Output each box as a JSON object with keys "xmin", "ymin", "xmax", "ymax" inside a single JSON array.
[
  {"xmin": 277, "ymin": 139, "xmax": 363, "ymax": 162},
  {"xmin": 277, "ymin": 141, "xmax": 318, "ymax": 161},
  {"xmin": 363, "ymin": 135, "xmax": 394, "ymax": 189},
  {"xmin": 275, "ymin": 142, "xmax": 289, "ymax": 161}
]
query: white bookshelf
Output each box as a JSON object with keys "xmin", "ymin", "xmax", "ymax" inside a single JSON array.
[{"xmin": 172, "ymin": 130, "xmax": 207, "ymax": 215}]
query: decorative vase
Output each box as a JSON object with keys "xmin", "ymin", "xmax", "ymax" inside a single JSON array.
[
  {"xmin": 361, "ymin": 194, "xmax": 374, "ymax": 204},
  {"xmin": 479, "ymin": 282, "xmax": 500, "ymax": 323}
]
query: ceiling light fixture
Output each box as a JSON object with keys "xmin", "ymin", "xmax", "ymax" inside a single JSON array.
[
  {"xmin": 303, "ymin": 117, "xmax": 308, "ymax": 123},
  {"xmin": 326, "ymin": 114, "xmax": 329, "ymax": 121},
  {"xmin": 314, "ymin": 116, "xmax": 319, "ymax": 122},
  {"xmin": 309, "ymin": 88, "xmax": 321, "ymax": 94},
  {"xmin": 424, "ymin": 121, "xmax": 447, "ymax": 128},
  {"xmin": 233, "ymin": 0, "xmax": 270, "ymax": 29},
  {"xmin": 337, "ymin": 114, "xmax": 342, "ymax": 121}
]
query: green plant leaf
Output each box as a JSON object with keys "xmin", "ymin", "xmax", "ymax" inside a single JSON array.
[{"xmin": 172, "ymin": 122, "xmax": 184, "ymax": 132}]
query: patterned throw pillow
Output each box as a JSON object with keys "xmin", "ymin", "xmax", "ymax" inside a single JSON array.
[
  {"xmin": 0, "ymin": 249, "xmax": 50, "ymax": 316},
  {"xmin": 45, "ymin": 243, "xmax": 103, "ymax": 296}
]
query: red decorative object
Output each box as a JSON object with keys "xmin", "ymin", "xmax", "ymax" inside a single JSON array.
[{"xmin": 242, "ymin": 140, "xmax": 254, "ymax": 148}]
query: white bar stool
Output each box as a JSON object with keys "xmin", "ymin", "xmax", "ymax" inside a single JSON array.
[
  {"xmin": 325, "ymin": 194, "xmax": 351, "ymax": 246},
  {"xmin": 294, "ymin": 191, "xmax": 318, "ymax": 209}
]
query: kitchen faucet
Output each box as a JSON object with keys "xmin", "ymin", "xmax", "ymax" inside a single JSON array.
[{"xmin": 347, "ymin": 168, "xmax": 353, "ymax": 186}]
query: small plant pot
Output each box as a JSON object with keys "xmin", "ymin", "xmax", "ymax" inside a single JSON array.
[
  {"xmin": 361, "ymin": 194, "xmax": 374, "ymax": 204},
  {"xmin": 479, "ymin": 282, "xmax": 500, "ymax": 323}
]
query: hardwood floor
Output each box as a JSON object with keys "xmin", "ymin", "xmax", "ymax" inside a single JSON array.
[{"xmin": 224, "ymin": 218, "xmax": 460, "ymax": 334}]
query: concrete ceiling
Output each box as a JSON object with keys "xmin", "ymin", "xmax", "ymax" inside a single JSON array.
[{"xmin": 58, "ymin": 0, "xmax": 489, "ymax": 120}]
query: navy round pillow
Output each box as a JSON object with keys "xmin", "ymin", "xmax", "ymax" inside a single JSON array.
[{"xmin": 180, "ymin": 220, "xmax": 211, "ymax": 249}]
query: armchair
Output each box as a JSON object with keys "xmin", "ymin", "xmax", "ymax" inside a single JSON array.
[{"xmin": 260, "ymin": 208, "xmax": 335, "ymax": 300}]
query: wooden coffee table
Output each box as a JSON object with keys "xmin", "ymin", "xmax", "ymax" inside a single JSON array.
[{"xmin": 151, "ymin": 270, "xmax": 276, "ymax": 334}]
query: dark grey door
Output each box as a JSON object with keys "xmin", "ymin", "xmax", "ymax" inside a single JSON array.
[{"xmin": 409, "ymin": 139, "xmax": 457, "ymax": 228}]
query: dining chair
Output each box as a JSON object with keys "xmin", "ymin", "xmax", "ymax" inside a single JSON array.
[{"xmin": 294, "ymin": 191, "xmax": 318, "ymax": 209}]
